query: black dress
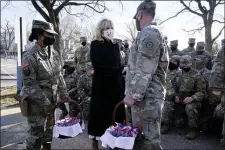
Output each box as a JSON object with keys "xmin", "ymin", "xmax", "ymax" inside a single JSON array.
[{"xmin": 88, "ymin": 39, "xmax": 126, "ymax": 137}]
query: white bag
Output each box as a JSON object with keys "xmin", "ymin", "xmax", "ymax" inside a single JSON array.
[
  {"xmin": 100, "ymin": 131, "xmax": 135, "ymax": 149},
  {"xmin": 53, "ymin": 123, "xmax": 83, "ymax": 138}
]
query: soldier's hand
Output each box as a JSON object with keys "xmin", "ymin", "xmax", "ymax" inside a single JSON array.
[
  {"xmin": 122, "ymin": 67, "xmax": 128, "ymax": 74},
  {"xmin": 183, "ymin": 97, "xmax": 193, "ymax": 104},
  {"xmin": 212, "ymin": 90, "xmax": 221, "ymax": 96},
  {"xmin": 215, "ymin": 104, "xmax": 222, "ymax": 111},
  {"xmin": 175, "ymin": 96, "xmax": 180, "ymax": 103},
  {"xmin": 123, "ymin": 95, "xmax": 135, "ymax": 107}
]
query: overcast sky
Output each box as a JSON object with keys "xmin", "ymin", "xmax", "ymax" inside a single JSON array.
[{"xmin": 1, "ymin": 1, "xmax": 224, "ymax": 49}]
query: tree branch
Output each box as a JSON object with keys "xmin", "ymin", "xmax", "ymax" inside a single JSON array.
[
  {"xmin": 158, "ymin": 8, "xmax": 186, "ymax": 25},
  {"xmin": 1, "ymin": 1, "xmax": 11, "ymax": 11},
  {"xmin": 194, "ymin": 0, "xmax": 208, "ymax": 14},
  {"xmin": 31, "ymin": 0, "xmax": 50, "ymax": 21},
  {"xmin": 180, "ymin": 0, "xmax": 203, "ymax": 17},
  {"xmin": 66, "ymin": 1, "xmax": 106, "ymax": 13},
  {"xmin": 51, "ymin": 0, "xmax": 57, "ymax": 7},
  {"xmin": 212, "ymin": 26, "xmax": 225, "ymax": 43},
  {"xmin": 182, "ymin": 25, "xmax": 205, "ymax": 35},
  {"xmin": 54, "ymin": 0, "xmax": 70, "ymax": 16},
  {"xmin": 213, "ymin": 19, "xmax": 225, "ymax": 24}
]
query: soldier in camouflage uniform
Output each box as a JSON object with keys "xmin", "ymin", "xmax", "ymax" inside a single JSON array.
[
  {"xmin": 20, "ymin": 20, "xmax": 80, "ymax": 149},
  {"xmin": 191, "ymin": 41, "xmax": 212, "ymax": 70},
  {"xmin": 124, "ymin": 1, "xmax": 169, "ymax": 149},
  {"xmin": 161, "ymin": 55, "xmax": 181, "ymax": 134},
  {"xmin": 123, "ymin": 39, "xmax": 130, "ymax": 66},
  {"xmin": 173, "ymin": 55, "xmax": 206, "ymax": 140},
  {"xmin": 76, "ymin": 62, "xmax": 93, "ymax": 120},
  {"xmin": 74, "ymin": 36, "xmax": 90, "ymax": 75},
  {"xmin": 169, "ymin": 40, "xmax": 184, "ymax": 57},
  {"xmin": 182, "ymin": 38, "xmax": 196, "ymax": 55},
  {"xmin": 209, "ymin": 42, "xmax": 225, "ymax": 144},
  {"xmin": 163, "ymin": 36, "xmax": 170, "ymax": 52},
  {"xmin": 62, "ymin": 60, "xmax": 79, "ymax": 117}
]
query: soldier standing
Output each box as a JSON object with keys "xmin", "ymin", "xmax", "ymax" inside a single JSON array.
[
  {"xmin": 182, "ymin": 38, "xmax": 196, "ymax": 55},
  {"xmin": 74, "ymin": 36, "xmax": 89, "ymax": 75},
  {"xmin": 163, "ymin": 36, "xmax": 170, "ymax": 52},
  {"xmin": 173, "ymin": 55, "xmax": 206, "ymax": 140},
  {"xmin": 169, "ymin": 40, "xmax": 184, "ymax": 57},
  {"xmin": 62, "ymin": 60, "xmax": 79, "ymax": 117},
  {"xmin": 124, "ymin": 0, "xmax": 169, "ymax": 149},
  {"xmin": 191, "ymin": 41, "xmax": 212, "ymax": 70},
  {"xmin": 76, "ymin": 62, "xmax": 93, "ymax": 120},
  {"xmin": 123, "ymin": 39, "xmax": 130, "ymax": 66},
  {"xmin": 20, "ymin": 20, "xmax": 80, "ymax": 149},
  {"xmin": 209, "ymin": 44, "xmax": 225, "ymax": 145},
  {"xmin": 161, "ymin": 55, "xmax": 180, "ymax": 134}
]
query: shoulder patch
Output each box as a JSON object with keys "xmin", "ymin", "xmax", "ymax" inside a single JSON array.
[{"xmin": 21, "ymin": 61, "xmax": 29, "ymax": 69}]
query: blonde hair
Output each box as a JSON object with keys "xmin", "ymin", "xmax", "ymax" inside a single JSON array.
[{"xmin": 94, "ymin": 18, "xmax": 114, "ymax": 41}]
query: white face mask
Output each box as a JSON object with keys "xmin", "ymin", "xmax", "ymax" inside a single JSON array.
[{"xmin": 103, "ymin": 29, "xmax": 114, "ymax": 40}]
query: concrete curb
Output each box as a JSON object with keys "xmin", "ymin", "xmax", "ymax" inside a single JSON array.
[{"xmin": 1, "ymin": 103, "xmax": 20, "ymax": 110}]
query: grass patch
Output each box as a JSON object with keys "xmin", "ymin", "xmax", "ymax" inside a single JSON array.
[{"xmin": 0, "ymin": 86, "xmax": 18, "ymax": 107}]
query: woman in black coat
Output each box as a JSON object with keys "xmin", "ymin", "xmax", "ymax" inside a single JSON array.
[{"xmin": 88, "ymin": 18, "xmax": 126, "ymax": 149}]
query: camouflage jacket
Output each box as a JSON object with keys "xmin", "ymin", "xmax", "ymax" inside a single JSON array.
[
  {"xmin": 74, "ymin": 45, "xmax": 90, "ymax": 72},
  {"xmin": 182, "ymin": 46, "xmax": 195, "ymax": 55},
  {"xmin": 125, "ymin": 25, "xmax": 169, "ymax": 102},
  {"xmin": 21, "ymin": 43, "xmax": 68, "ymax": 107},
  {"xmin": 191, "ymin": 51, "xmax": 212, "ymax": 70},
  {"xmin": 123, "ymin": 47, "xmax": 130, "ymax": 66},
  {"xmin": 169, "ymin": 49, "xmax": 184, "ymax": 57},
  {"xmin": 63, "ymin": 72, "xmax": 78, "ymax": 98},
  {"xmin": 174, "ymin": 68, "xmax": 206, "ymax": 102},
  {"xmin": 209, "ymin": 47, "xmax": 225, "ymax": 91},
  {"xmin": 77, "ymin": 73, "xmax": 92, "ymax": 102}
]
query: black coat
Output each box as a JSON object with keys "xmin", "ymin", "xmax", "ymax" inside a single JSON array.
[{"xmin": 88, "ymin": 39, "xmax": 126, "ymax": 137}]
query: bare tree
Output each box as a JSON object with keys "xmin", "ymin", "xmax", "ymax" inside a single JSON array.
[
  {"xmin": 1, "ymin": 20, "xmax": 15, "ymax": 57},
  {"xmin": 1, "ymin": 1, "xmax": 11, "ymax": 11},
  {"xmin": 29, "ymin": 0, "xmax": 108, "ymax": 64},
  {"xmin": 125, "ymin": 20, "xmax": 137, "ymax": 43},
  {"xmin": 160, "ymin": 0, "xmax": 225, "ymax": 53}
]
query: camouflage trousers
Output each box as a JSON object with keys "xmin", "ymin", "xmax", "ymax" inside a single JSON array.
[
  {"xmin": 83, "ymin": 100, "xmax": 90, "ymax": 120},
  {"xmin": 161, "ymin": 100, "xmax": 175, "ymax": 125},
  {"xmin": 125, "ymin": 106, "xmax": 132, "ymax": 125},
  {"xmin": 174, "ymin": 102, "xmax": 201, "ymax": 128},
  {"xmin": 26, "ymin": 113, "xmax": 55, "ymax": 149},
  {"xmin": 131, "ymin": 98, "xmax": 164, "ymax": 150}
]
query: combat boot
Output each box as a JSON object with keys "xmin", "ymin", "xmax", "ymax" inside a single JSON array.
[
  {"xmin": 186, "ymin": 128, "xmax": 199, "ymax": 140},
  {"xmin": 161, "ymin": 124, "xmax": 170, "ymax": 134},
  {"xmin": 41, "ymin": 143, "xmax": 51, "ymax": 150},
  {"xmin": 92, "ymin": 139, "xmax": 99, "ymax": 150}
]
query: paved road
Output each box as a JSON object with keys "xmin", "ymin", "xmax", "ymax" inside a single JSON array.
[
  {"xmin": 1, "ymin": 59, "xmax": 17, "ymax": 87},
  {"xmin": 1, "ymin": 105, "xmax": 224, "ymax": 149}
]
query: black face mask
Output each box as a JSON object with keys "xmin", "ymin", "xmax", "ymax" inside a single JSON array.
[
  {"xmin": 43, "ymin": 37, "xmax": 55, "ymax": 46},
  {"xmin": 169, "ymin": 62, "xmax": 179, "ymax": 71},
  {"xmin": 82, "ymin": 42, "xmax": 86, "ymax": 46},
  {"xmin": 65, "ymin": 67, "xmax": 75, "ymax": 74},
  {"xmin": 197, "ymin": 50, "xmax": 204, "ymax": 55},
  {"xmin": 124, "ymin": 45, "xmax": 129, "ymax": 48},
  {"xmin": 181, "ymin": 67, "xmax": 191, "ymax": 72},
  {"xmin": 189, "ymin": 43, "xmax": 195, "ymax": 48},
  {"xmin": 171, "ymin": 47, "xmax": 177, "ymax": 51}
]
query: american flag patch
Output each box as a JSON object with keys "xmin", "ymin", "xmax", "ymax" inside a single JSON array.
[{"xmin": 21, "ymin": 62, "xmax": 29, "ymax": 68}]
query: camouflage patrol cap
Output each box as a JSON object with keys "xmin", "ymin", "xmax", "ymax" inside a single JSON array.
[
  {"xmin": 134, "ymin": 0, "xmax": 156, "ymax": 19},
  {"xmin": 188, "ymin": 38, "xmax": 196, "ymax": 44},
  {"xmin": 196, "ymin": 41, "xmax": 205, "ymax": 51},
  {"xmin": 123, "ymin": 39, "xmax": 129, "ymax": 44},
  {"xmin": 180, "ymin": 55, "xmax": 192, "ymax": 68},
  {"xmin": 80, "ymin": 36, "xmax": 87, "ymax": 42},
  {"xmin": 32, "ymin": 20, "xmax": 57, "ymax": 35},
  {"xmin": 170, "ymin": 55, "xmax": 180, "ymax": 62},
  {"xmin": 63, "ymin": 59, "xmax": 74, "ymax": 69},
  {"xmin": 170, "ymin": 40, "xmax": 178, "ymax": 46}
]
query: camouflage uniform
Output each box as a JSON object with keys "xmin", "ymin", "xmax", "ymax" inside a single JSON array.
[
  {"xmin": 161, "ymin": 55, "xmax": 181, "ymax": 133},
  {"xmin": 126, "ymin": 1, "xmax": 169, "ymax": 149},
  {"xmin": 123, "ymin": 40, "xmax": 130, "ymax": 66},
  {"xmin": 20, "ymin": 20, "xmax": 79, "ymax": 149},
  {"xmin": 163, "ymin": 36, "xmax": 170, "ymax": 52},
  {"xmin": 62, "ymin": 60, "xmax": 79, "ymax": 117},
  {"xmin": 191, "ymin": 42, "xmax": 212, "ymax": 70},
  {"xmin": 182, "ymin": 38, "xmax": 196, "ymax": 55},
  {"xmin": 74, "ymin": 36, "xmax": 90, "ymax": 75},
  {"xmin": 76, "ymin": 62, "xmax": 93, "ymax": 120},
  {"xmin": 209, "ymin": 45, "xmax": 225, "ymax": 144},
  {"xmin": 169, "ymin": 40, "xmax": 184, "ymax": 57},
  {"xmin": 173, "ymin": 55, "xmax": 206, "ymax": 140}
]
